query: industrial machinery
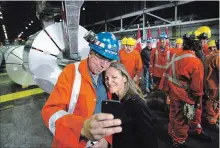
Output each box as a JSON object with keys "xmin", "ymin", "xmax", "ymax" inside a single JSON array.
[
  {"xmin": 23, "ymin": 23, "xmax": 90, "ymax": 93},
  {"xmin": 4, "ymin": 45, "xmax": 35, "ymax": 85},
  {"xmin": 22, "ymin": 1, "xmax": 89, "ymax": 93},
  {"xmin": 1, "ymin": 1, "xmax": 90, "ymax": 92}
]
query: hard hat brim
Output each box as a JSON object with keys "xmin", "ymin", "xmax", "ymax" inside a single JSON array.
[{"xmin": 90, "ymin": 44, "xmax": 120, "ymax": 60}]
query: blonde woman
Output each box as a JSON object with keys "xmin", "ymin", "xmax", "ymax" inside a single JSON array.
[{"xmin": 104, "ymin": 62, "xmax": 158, "ymax": 148}]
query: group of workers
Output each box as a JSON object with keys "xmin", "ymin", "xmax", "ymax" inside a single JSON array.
[
  {"xmin": 150, "ymin": 26, "xmax": 218, "ymax": 147},
  {"xmin": 41, "ymin": 25, "xmax": 219, "ymax": 148},
  {"xmin": 117, "ymin": 25, "xmax": 219, "ymax": 147}
]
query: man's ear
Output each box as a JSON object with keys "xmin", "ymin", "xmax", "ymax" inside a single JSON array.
[{"xmin": 89, "ymin": 49, "xmax": 94, "ymax": 57}]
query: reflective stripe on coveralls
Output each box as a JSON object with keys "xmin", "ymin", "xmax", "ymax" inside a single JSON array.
[
  {"xmin": 154, "ymin": 50, "xmax": 170, "ymax": 69},
  {"xmin": 163, "ymin": 54, "xmax": 196, "ymax": 89},
  {"xmin": 49, "ymin": 62, "xmax": 81, "ymax": 136}
]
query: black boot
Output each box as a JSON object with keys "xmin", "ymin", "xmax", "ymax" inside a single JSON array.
[
  {"xmin": 173, "ymin": 142, "xmax": 188, "ymax": 148},
  {"xmin": 191, "ymin": 131, "xmax": 212, "ymax": 142},
  {"xmin": 209, "ymin": 123, "xmax": 219, "ymax": 132}
]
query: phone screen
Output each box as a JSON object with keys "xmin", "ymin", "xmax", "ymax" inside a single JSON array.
[{"xmin": 101, "ymin": 100, "xmax": 128, "ymax": 123}]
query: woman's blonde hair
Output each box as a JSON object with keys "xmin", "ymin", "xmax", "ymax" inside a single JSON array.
[{"xmin": 106, "ymin": 62, "xmax": 144, "ymax": 100}]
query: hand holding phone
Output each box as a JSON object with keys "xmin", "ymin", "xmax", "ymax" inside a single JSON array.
[{"xmin": 101, "ymin": 100, "xmax": 128, "ymax": 123}]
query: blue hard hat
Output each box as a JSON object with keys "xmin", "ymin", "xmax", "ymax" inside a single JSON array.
[
  {"xmin": 159, "ymin": 32, "xmax": 168, "ymax": 39},
  {"xmin": 89, "ymin": 32, "xmax": 119, "ymax": 60}
]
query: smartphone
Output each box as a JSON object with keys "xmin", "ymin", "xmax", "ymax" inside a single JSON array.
[{"xmin": 101, "ymin": 100, "xmax": 128, "ymax": 123}]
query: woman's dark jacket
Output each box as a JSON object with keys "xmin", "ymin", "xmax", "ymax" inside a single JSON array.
[{"xmin": 111, "ymin": 93, "xmax": 159, "ymax": 148}]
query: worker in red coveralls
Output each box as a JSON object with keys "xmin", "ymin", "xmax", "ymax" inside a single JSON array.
[
  {"xmin": 204, "ymin": 37, "xmax": 219, "ymax": 132},
  {"xmin": 159, "ymin": 31, "xmax": 212, "ymax": 147}
]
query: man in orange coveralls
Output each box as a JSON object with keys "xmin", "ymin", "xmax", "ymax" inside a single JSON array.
[
  {"xmin": 207, "ymin": 40, "xmax": 217, "ymax": 54},
  {"xmin": 159, "ymin": 32, "xmax": 212, "ymax": 147},
  {"xmin": 119, "ymin": 37, "xmax": 143, "ymax": 85},
  {"xmin": 149, "ymin": 32, "xmax": 174, "ymax": 89},
  {"xmin": 204, "ymin": 37, "xmax": 219, "ymax": 132},
  {"xmin": 194, "ymin": 26, "xmax": 212, "ymax": 62},
  {"xmin": 120, "ymin": 37, "xmax": 127, "ymax": 51},
  {"xmin": 41, "ymin": 31, "xmax": 122, "ymax": 148},
  {"xmin": 171, "ymin": 38, "xmax": 183, "ymax": 54}
]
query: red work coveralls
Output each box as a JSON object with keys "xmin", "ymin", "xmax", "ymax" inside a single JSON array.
[
  {"xmin": 159, "ymin": 50, "xmax": 204, "ymax": 144},
  {"xmin": 204, "ymin": 50, "xmax": 220, "ymax": 124}
]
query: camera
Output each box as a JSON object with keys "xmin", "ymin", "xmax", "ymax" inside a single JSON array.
[{"xmin": 84, "ymin": 30, "xmax": 97, "ymax": 43}]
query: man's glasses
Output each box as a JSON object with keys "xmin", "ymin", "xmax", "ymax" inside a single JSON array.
[{"xmin": 94, "ymin": 53, "xmax": 113, "ymax": 63}]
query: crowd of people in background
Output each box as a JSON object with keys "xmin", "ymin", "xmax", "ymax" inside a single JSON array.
[
  {"xmin": 120, "ymin": 25, "xmax": 219, "ymax": 147},
  {"xmin": 41, "ymin": 26, "xmax": 219, "ymax": 148}
]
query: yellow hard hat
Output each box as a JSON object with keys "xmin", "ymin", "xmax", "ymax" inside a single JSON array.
[
  {"xmin": 121, "ymin": 37, "xmax": 128, "ymax": 45},
  {"xmin": 127, "ymin": 38, "xmax": 136, "ymax": 46},
  {"xmin": 208, "ymin": 40, "xmax": 216, "ymax": 47},
  {"xmin": 194, "ymin": 26, "xmax": 211, "ymax": 39},
  {"xmin": 176, "ymin": 38, "xmax": 183, "ymax": 44}
]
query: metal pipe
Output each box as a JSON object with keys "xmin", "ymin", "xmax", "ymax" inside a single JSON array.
[
  {"xmin": 84, "ymin": 1, "xmax": 194, "ymax": 27},
  {"xmin": 112, "ymin": 18, "xmax": 219, "ymax": 34},
  {"xmin": 143, "ymin": 12, "xmax": 146, "ymax": 40},
  {"xmin": 120, "ymin": 17, "xmax": 123, "ymax": 30},
  {"xmin": 146, "ymin": 12, "xmax": 172, "ymax": 24},
  {"xmin": 175, "ymin": 3, "xmax": 178, "ymax": 23}
]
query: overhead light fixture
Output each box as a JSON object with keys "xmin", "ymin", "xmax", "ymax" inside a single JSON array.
[
  {"xmin": 21, "ymin": 32, "xmax": 23, "ymax": 34},
  {"xmin": 31, "ymin": 21, "xmax": 33, "ymax": 23},
  {"xmin": 0, "ymin": 11, "xmax": 2, "ymax": 15},
  {"xmin": 82, "ymin": 7, "xmax": 85, "ymax": 11},
  {"xmin": 25, "ymin": 27, "xmax": 28, "ymax": 29},
  {"xmin": 29, "ymin": 23, "xmax": 31, "ymax": 26},
  {"xmin": 0, "ymin": 16, "xmax": 3, "ymax": 19}
]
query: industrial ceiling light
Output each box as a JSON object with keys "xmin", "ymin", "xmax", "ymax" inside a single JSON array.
[
  {"xmin": 82, "ymin": 7, "xmax": 85, "ymax": 11},
  {"xmin": 31, "ymin": 21, "xmax": 33, "ymax": 23},
  {"xmin": 0, "ymin": 11, "xmax": 2, "ymax": 15},
  {"xmin": 29, "ymin": 23, "xmax": 31, "ymax": 26},
  {"xmin": 25, "ymin": 27, "xmax": 28, "ymax": 29}
]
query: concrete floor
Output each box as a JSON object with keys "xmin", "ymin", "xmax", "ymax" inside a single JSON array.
[
  {"xmin": 0, "ymin": 93, "xmax": 219, "ymax": 148},
  {"xmin": 0, "ymin": 94, "xmax": 53, "ymax": 148}
]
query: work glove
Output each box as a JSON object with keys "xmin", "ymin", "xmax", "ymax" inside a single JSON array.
[
  {"xmin": 213, "ymin": 101, "xmax": 219, "ymax": 111},
  {"xmin": 183, "ymin": 103, "xmax": 195, "ymax": 121}
]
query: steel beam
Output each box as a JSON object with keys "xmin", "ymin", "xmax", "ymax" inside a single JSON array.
[
  {"xmin": 111, "ymin": 18, "xmax": 219, "ymax": 34},
  {"xmin": 146, "ymin": 12, "xmax": 172, "ymax": 24},
  {"xmin": 174, "ymin": 4, "xmax": 178, "ymax": 23},
  {"xmin": 143, "ymin": 13, "xmax": 146, "ymax": 40},
  {"xmin": 120, "ymin": 18, "xmax": 123, "ymax": 30},
  {"xmin": 84, "ymin": 1, "xmax": 194, "ymax": 27}
]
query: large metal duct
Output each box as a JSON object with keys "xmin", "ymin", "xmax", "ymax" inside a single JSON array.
[
  {"xmin": 0, "ymin": 51, "xmax": 3, "ymax": 66},
  {"xmin": 23, "ymin": 22, "xmax": 90, "ymax": 94},
  {"xmin": 4, "ymin": 45, "xmax": 35, "ymax": 85}
]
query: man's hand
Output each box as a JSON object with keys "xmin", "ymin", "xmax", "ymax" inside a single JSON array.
[
  {"xmin": 91, "ymin": 138, "xmax": 108, "ymax": 148},
  {"xmin": 81, "ymin": 113, "xmax": 122, "ymax": 141}
]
